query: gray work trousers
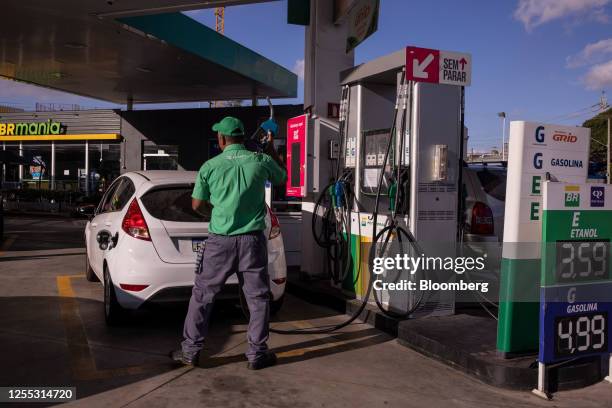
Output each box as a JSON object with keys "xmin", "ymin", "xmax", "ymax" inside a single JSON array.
[{"xmin": 181, "ymin": 231, "xmax": 270, "ymax": 363}]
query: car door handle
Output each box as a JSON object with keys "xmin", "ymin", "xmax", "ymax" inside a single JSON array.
[
  {"xmin": 91, "ymin": 223, "xmax": 98, "ymax": 228},
  {"xmin": 104, "ymin": 221, "xmax": 112, "ymax": 227}
]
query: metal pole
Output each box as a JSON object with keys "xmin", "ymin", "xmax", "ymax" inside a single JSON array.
[
  {"xmin": 456, "ymin": 86, "xmax": 465, "ymax": 241},
  {"xmin": 51, "ymin": 141, "xmax": 55, "ymax": 190},
  {"xmin": 502, "ymin": 116, "xmax": 507, "ymax": 161},
  {"xmin": 85, "ymin": 141, "xmax": 89, "ymax": 194},
  {"xmin": 606, "ymin": 116, "xmax": 612, "ymax": 184},
  {"xmin": 18, "ymin": 141, "xmax": 23, "ymax": 184},
  {"xmin": 532, "ymin": 361, "xmax": 552, "ymax": 400},
  {"xmin": 2, "ymin": 142, "xmax": 5, "ymax": 184}
]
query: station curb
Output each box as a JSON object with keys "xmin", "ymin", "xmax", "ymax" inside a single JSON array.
[{"xmin": 286, "ymin": 270, "xmax": 605, "ymax": 391}]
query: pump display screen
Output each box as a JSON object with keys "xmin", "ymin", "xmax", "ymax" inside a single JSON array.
[
  {"xmin": 360, "ymin": 129, "xmax": 391, "ymax": 194},
  {"xmin": 363, "ymin": 129, "xmax": 390, "ymax": 167},
  {"xmin": 555, "ymin": 240, "xmax": 609, "ymax": 283},
  {"xmin": 554, "ymin": 312, "xmax": 608, "ymax": 358}
]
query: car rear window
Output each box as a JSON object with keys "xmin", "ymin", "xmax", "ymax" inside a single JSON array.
[
  {"xmin": 475, "ymin": 168, "xmax": 507, "ymax": 202},
  {"xmin": 141, "ymin": 186, "xmax": 210, "ymax": 222}
]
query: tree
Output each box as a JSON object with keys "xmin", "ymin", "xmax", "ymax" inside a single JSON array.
[{"xmin": 582, "ymin": 107, "xmax": 610, "ymax": 172}]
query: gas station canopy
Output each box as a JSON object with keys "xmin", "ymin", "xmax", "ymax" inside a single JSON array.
[{"xmin": 0, "ymin": 0, "xmax": 296, "ymax": 104}]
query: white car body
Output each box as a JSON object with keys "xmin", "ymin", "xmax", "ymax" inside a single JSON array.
[
  {"xmin": 462, "ymin": 163, "xmax": 506, "ymax": 243},
  {"xmin": 459, "ymin": 163, "xmax": 507, "ymax": 302},
  {"xmin": 85, "ymin": 171, "xmax": 287, "ymax": 314}
]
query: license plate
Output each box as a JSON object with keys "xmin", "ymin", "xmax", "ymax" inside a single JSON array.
[{"xmin": 192, "ymin": 238, "xmax": 207, "ymax": 253}]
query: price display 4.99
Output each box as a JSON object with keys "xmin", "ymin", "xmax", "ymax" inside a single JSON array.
[{"xmin": 555, "ymin": 312, "xmax": 608, "ymax": 358}]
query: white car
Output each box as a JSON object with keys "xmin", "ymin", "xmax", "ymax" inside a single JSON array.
[
  {"xmin": 462, "ymin": 163, "xmax": 506, "ymax": 243},
  {"xmin": 84, "ymin": 171, "xmax": 287, "ymax": 325},
  {"xmin": 459, "ymin": 163, "xmax": 507, "ymax": 303}
]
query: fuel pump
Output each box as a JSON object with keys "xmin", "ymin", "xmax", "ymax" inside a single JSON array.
[
  {"xmin": 332, "ymin": 48, "xmax": 465, "ymax": 318},
  {"xmin": 267, "ymin": 46, "xmax": 468, "ymax": 334}
]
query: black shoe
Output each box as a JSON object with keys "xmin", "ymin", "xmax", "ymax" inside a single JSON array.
[
  {"xmin": 169, "ymin": 349, "xmax": 199, "ymax": 367},
  {"xmin": 247, "ymin": 352, "xmax": 277, "ymax": 370}
]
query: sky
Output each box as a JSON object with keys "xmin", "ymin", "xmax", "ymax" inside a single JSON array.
[{"xmin": 1, "ymin": 0, "xmax": 612, "ymax": 150}]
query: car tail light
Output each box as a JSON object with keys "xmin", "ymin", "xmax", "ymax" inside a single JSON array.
[
  {"xmin": 272, "ymin": 278, "xmax": 286, "ymax": 285},
  {"xmin": 122, "ymin": 199, "xmax": 151, "ymax": 241},
  {"xmin": 119, "ymin": 284, "xmax": 149, "ymax": 292},
  {"xmin": 268, "ymin": 207, "xmax": 281, "ymax": 240},
  {"xmin": 471, "ymin": 201, "xmax": 494, "ymax": 235}
]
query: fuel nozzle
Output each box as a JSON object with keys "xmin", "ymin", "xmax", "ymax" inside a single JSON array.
[
  {"xmin": 333, "ymin": 181, "xmax": 345, "ymax": 209},
  {"xmin": 327, "ymin": 184, "xmax": 336, "ymax": 208},
  {"xmin": 388, "ymin": 180, "xmax": 397, "ymax": 212}
]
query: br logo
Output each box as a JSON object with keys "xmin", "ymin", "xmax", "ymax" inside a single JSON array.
[
  {"xmin": 564, "ymin": 185, "xmax": 580, "ymax": 207},
  {"xmin": 535, "ymin": 126, "xmax": 545, "ymax": 143}
]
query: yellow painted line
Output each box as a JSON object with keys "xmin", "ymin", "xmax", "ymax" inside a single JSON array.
[
  {"xmin": 275, "ymin": 319, "xmax": 374, "ymax": 359},
  {"xmin": 0, "ymin": 134, "xmax": 121, "ymax": 141},
  {"xmin": 56, "ymin": 274, "xmax": 163, "ymax": 380},
  {"xmin": 276, "ymin": 330, "xmax": 381, "ymax": 359},
  {"xmin": 56, "ymin": 275, "xmax": 82, "ymax": 297},
  {"xmin": 277, "ymin": 339, "xmax": 352, "ymax": 358}
]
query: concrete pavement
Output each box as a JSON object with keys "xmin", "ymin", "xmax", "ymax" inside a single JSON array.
[{"xmin": 1, "ymin": 216, "xmax": 611, "ymax": 407}]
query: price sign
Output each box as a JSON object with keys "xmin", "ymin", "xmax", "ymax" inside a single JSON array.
[
  {"xmin": 555, "ymin": 312, "xmax": 608, "ymax": 358},
  {"xmin": 539, "ymin": 182, "xmax": 612, "ymax": 364},
  {"xmin": 555, "ymin": 240, "xmax": 609, "ymax": 283}
]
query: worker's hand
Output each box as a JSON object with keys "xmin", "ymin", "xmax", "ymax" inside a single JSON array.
[
  {"xmin": 264, "ymin": 131, "xmax": 276, "ymax": 153},
  {"xmin": 260, "ymin": 119, "xmax": 278, "ymax": 151}
]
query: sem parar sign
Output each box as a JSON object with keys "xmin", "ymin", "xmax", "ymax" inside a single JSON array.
[{"xmin": 405, "ymin": 46, "xmax": 472, "ymax": 87}]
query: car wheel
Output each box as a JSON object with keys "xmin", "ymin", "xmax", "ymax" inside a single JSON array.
[
  {"xmin": 270, "ymin": 295, "xmax": 284, "ymax": 316},
  {"xmin": 104, "ymin": 267, "xmax": 125, "ymax": 325},
  {"xmin": 85, "ymin": 249, "xmax": 99, "ymax": 282}
]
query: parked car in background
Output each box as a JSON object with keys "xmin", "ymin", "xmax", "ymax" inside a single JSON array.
[
  {"xmin": 460, "ymin": 162, "xmax": 507, "ymax": 302},
  {"xmin": 462, "ymin": 162, "xmax": 506, "ymax": 243},
  {"xmin": 84, "ymin": 171, "xmax": 287, "ymax": 325},
  {"xmin": 72, "ymin": 193, "xmax": 103, "ymax": 218}
]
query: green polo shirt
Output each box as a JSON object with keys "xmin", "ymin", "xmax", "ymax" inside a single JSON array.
[{"xmin": 192, "ymin": 144, "xmax": 287, "ymax": 235}]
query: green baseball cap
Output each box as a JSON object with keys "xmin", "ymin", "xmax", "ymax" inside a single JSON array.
[{"xmin": 212, "ymin": 116, "xmax": 245, "ymax": 137}]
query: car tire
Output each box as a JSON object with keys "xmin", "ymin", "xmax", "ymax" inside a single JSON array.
[
  {"xmin": 104, "ymin": 267, "xmax": 126, "ymax": 326},
  {"xmin": 85, "ymin": 250, "xmax": 99, "ymax": 282},
  {"xmin": 270, "ymin": 295, "xmax": 284, "ymax": 316}
]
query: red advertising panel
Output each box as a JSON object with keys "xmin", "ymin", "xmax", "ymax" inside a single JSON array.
[
  {"xmin": 406, "ymin": 46, "xmax": 440, "ymax": 84},
  {"xmin": 286, "ymin": 114, "xmax": 307, "ymax": 198}
]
